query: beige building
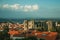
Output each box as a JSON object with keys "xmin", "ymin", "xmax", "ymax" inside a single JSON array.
[
  {"xmin": 23, "ymin": 20, "xmax": 28, "ymax": 30},
  {"xmin": 28, "ymin": 20, "xmax": 34, "ymax": 29},
  {"xmin": 46, "ymin": 21, "xmax": 53, "ymax": 31},
  {"xmin": 23, "ymin": 20, "xmax": 34, "ymax": 30}
]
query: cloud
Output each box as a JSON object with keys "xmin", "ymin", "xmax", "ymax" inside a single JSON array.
[
  {"xmin": 3, "ymin": 4, "xmax": 9, "ymax": 8},
  {"xmin": 2, "ymin": 4, "xmax": 39, "ymax": 12},
  {"xmin": 24, "ymin": 5, "xmax": 32, "ymax": 12},
  {"xmin": 32, "ymin": 5, "xmax": 38, "ymax": 10},
  {"xmin": 24, "ymin": 5, "xmax": 32, "ymax": 9},
  {"xmin": 10, "ymin": 4, "xmax": 20, "ymax": 10}
]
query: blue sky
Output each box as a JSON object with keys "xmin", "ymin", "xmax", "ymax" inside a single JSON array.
[{"xmin": 0, "ymin": 0, "xmax": 60, "ymax": 19}]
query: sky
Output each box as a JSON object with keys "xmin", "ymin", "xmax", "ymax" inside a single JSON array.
[{"xmin": 0, "ymin": 0, "xmax": 60, "ymax": 19}]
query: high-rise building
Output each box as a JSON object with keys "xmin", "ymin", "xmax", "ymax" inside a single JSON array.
[
  {"xmin": 56, "ymin": 21, "xmax": 60, "ymax": 26},
  {"xmin": 28, "ymin": 20, "xmax": 34, "ymax": 29},
  {"xmin": 23, "ymin": 20, "xmax": 34, "ymax": 30},
  {"xmin": 34, "ymin": 20, "xmax": 47, "ymax": 31},
  {"xmin": 34, "ymin": 20, "xmax": 41, "ymax": 29},
  {"xmin": 23, "ymin": 20, "xmax": 28, "ymax": 30},
  {"xmin": 46, "ymin": 21, "xmax": 53, "ymax": 31},
  {"xmin": 55, "ymin": 21, "xmax": 60, "ymax": 32}
]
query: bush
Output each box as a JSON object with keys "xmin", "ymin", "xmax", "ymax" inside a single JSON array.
[{"xmin": 15, "ymin": 36, "xmax": 37, "ymax": 40}]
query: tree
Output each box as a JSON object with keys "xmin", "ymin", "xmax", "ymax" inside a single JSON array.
[{"xmin": 3, "ymin": 25, "xmax": 10, "ymax": 40}]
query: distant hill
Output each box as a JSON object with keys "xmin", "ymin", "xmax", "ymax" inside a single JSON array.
[{"xmin": 0, "ymin": 18, "xmax": 60, "ymax": 23}]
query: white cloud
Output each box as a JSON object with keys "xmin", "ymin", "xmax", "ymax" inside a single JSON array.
[
  {"xmin": 3, "ymin": 4, "xmax": 9, "ymax": 8},
  {"xmin": 24, "ymin": 5, "xmax": 32, "ymax": 12},
  {"xmin": 2, "ymin": 4, "xmax": 39, "ymax": 12},
  {"xmin": 10, "ymin": 4, "xmax": 20, "ymax": 10},
  {"xmin": 32, "ymin": 5, "xmax": 38, "ymax": 10},
  {"xmin": 2, "ymin": 4, "xmax": 20, "ymax": 10},
  {"xmin": 24, "ymin": 5, "xmax": 32, "ymax": 9}
]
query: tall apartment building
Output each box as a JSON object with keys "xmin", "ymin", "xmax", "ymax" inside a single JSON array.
[
  {"xmin": 56, "ymin": 21, "xmax": 60, "ymax": 26},
  {"xmin": 34, "ymin": 20, "xmax": 47, "ymax": 31},
  {"xmin": 23, "ymin": 20, "xmax": 34, "ymax": 30},
  {"xmin": 34, "ymin": 20, "xmax": 41, "ymax": 29},
  {"xmin": 28, "ymin": 20, "xmax": 34, "ymax": 29},
  {"xmin": 55, "ymin": 21, "xmax": 60, "ymax": 32},
  {"xmin": 23, "ymin": 20, "xmax": 28, "ymax": 30},
  {"xmin": 46, "ymin": 21, "xmax": 53, "ymax": 31}
]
